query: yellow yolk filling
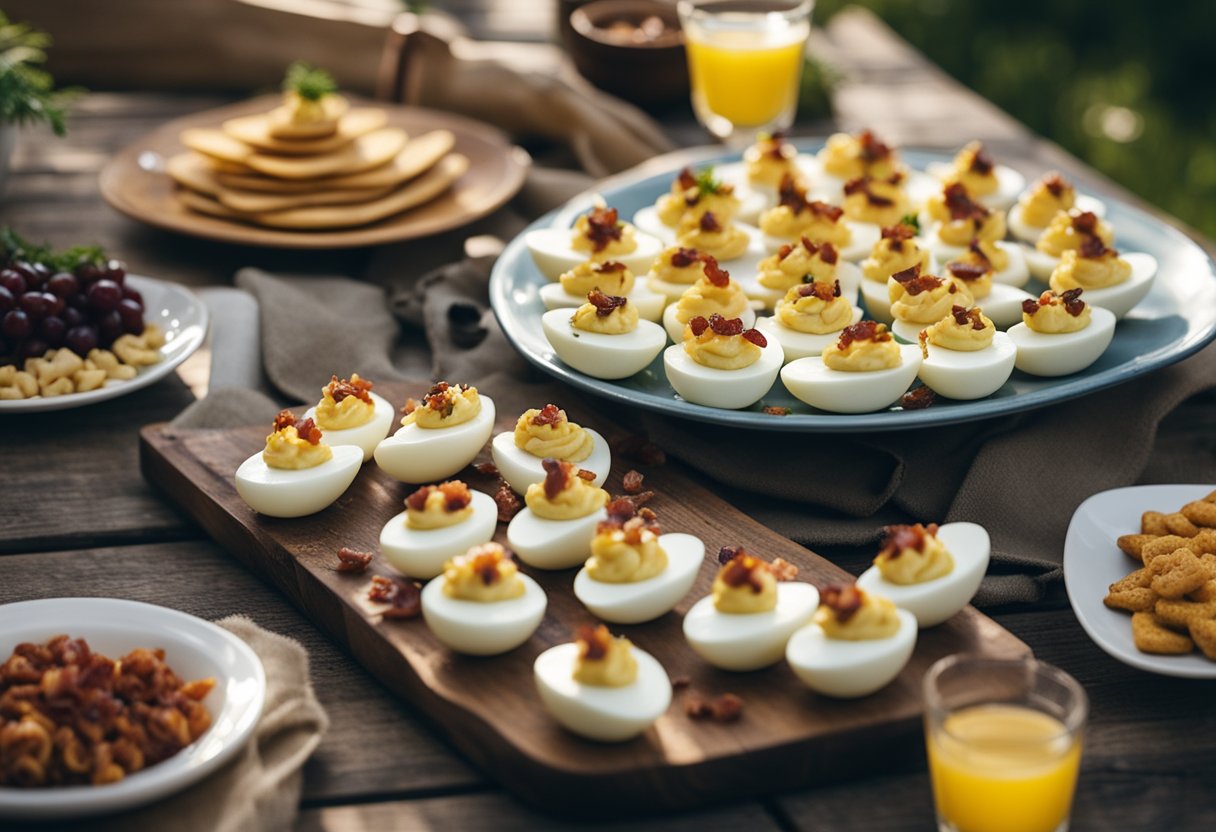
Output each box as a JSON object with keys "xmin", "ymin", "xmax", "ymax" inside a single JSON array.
[
  {"xmin": 650, "ymin": 248, "xmax": 705, "ymax": 286},
  {"xmin": 1049, "ymin": 249, "xmax": 1132, "ymax": 291},
  {"xmin": 524, "ymin": 475, "xmax": 608, "ymax": 521},
  {"xmin": 674, "ymin": 277, "xmax": 749, "ymax": 324},
  {"xmin": 560, "ymin": 262, "xmax": 635, "ymax": 297},
  {"xmin": 1036, "ymin": 211, "xmax": 1115, "ymax": 257},
  {"xmin": 683, "ymin": 329, "xmax": 762, "ymax": 370},
  {"xmin": 822, "ymin": 335, "xmax": 902, "ymax": 372},
  {"xmin": 407, "ymin": 489, "xmax": 474, "ymax": 530},
  {"xmin": 925, "ymin": 310, "xmax": 996, "ymax": 352},
  {"xmin": 745, "ymin": 143, "xmax": 799, "ymax": 187},
  {"xmin": 441, "ymin": 552, "xmax": 525, "ymax": 602},
  {"xmin": 571, "ymin": 214, "xmax": 638, "ymax": 259},
  {"xmin": 677, "ymin": 222, "xmax": 750, "ymax": 261},
  {"xmin": 890, "ymin": 280, "xmax": 972, "ymax": 325},
  {"xmin": 402, "ymin": 386, "xmax": 481, "ymax": 429},
  {"xmin": 585, "ymin": 528, "xmax": 668, "ymax": 583},
  {"xmin": 262, "ymin": 426, "xmax": 332, "ymax": 470},
  {"xmin": 760, "ymin": 206, "xmax": 852, "ymax": 247},
  {"xmin": 820, "ymin": 132, "xmax": 899, "ymax": 180},
  {"xmin": 843, "ymin": 182, "xmax": 908, "ymax": 226},
  {"xmin": 1023, "ymin": 299, "xmax": 1091, "ymax": 334},
  {"xmin": 862, "ymin": 239, "xmax": 931, "ymax": 283},
  {"xmin": 572, "ymin": 634, "xmax": 638, "ymax": 687},
  {"xmin": 712, "ymin": 564, "xmax": 777, "ymax": 614},
  {"xmin": 570, "ymin": 299, "xmax": 638, "ymax": 335},
  {"xmin": 776, "ymin": 287, "xmax": 853, "ymax": 334},
  {"xmin": 1020, "ymin": 179, "xmax": 1076, "ymax": 228},
  {"xmin": 758, "ymin": 246, "xmax": 837, "ymax": 292},
  {"xmin": 513, "ymin": 408, "xmax": 594, "ymax": 462},
  {"xmin": 314, "ymin": 391, "xmax": 373, "ymax": 431},
  {"xmin": 815, "ymin": 591, "xmax": 901, "ymax": 640},
  {"xmin": 875, "ymin": 535, "xmax": 955, "ymax": 584}
]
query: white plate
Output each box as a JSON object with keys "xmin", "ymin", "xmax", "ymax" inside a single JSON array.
[
  {"xmin": 0, "ymin": 598, "xmax": 266, "ymax": 820},
  {"xmin": 1063, "ymin": 484, "xmax": 1216, "ymax": 678},
  {"xmin": 0, "ymin": 275, "xmax": 209, "ymax": 413}
]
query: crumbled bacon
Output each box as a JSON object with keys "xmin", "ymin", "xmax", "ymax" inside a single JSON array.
[
  {"xmin": 878, "ymin": 523, "xmax": 939, "ymax": 560},
  {"xmin": 946, "ymin": 260, "xmax": 989, "ymax": 281},
  {"xmin": 541, "ymin": 458, "xmax": 574, "ymax": 500},
  {"xmin": 593, "ymin": 260, "xmax": 627, "ymax": 273},
  {"xmin": 324, "ymin": 374, "xmax": 374, "ymax": 405},
  {"xmin": 604, "ymin": 496, "xmax": 640, "ymax": 523},
  {"xmin": 382, "ymin": 579, "xmax": 422, "ymax": 619},
  {"xmin": 1021, "ymin": 298, "xmax": 1039, "ymax": 316},
  {"xmin": 583, "ymin": 207, "xmax": 623, "ymax": 252},
  {"xmin": 466, "ymin": 543, "xmax": 507, "ymax": 586},
  {"xmin": 892, "ymin": 265, "xmax": 943, "ymax": 296},
  {"xmin": 672, "ymin": 675, "xmax": 692, "ymax": 690},
  {"xmin": 1042, "ymin": 172, "xmax": 1068, "ymax": 197},
  {"xmin": 700, "ymin": 254, "xmax": 731, "ymax": 287},
  {"xmin": 857, "ymin": 129, "xmax": 891, "ymax": 162},
  {"xmin": 843, "ymin": 177, "xmax": 895, "ymax": 207},
  {"xmin": 1062, "ymin": 288, "xmax": 1086, "ymax": 316},
  {"xmin": 763, "ymin": 405, "xmax": 792, "ymax": 416},
  {"xmin": 836, "ymin": 320, "xmax": 891, "ymax": 349},
  {"xmin": 820, "ymin": 583, "xmax": 863, "ymax": 622},
  {"xmin": 670, "ymin": 247, "xmax": 700, "ymax": 268},
  {"xmin": 817, "ymin": 241, "xmax": 839, "ymax": 265},
  {"xmin": 770, "ymin": 558, "xmax": 800, "ymax": 581},
  {"xmin": 777, "ymin": 173, "xmax": 806, "ymax": 212},
  {"xmin": 719, "ymin": 549, "xmax": 769, "ymax": 593},
  {"xmin": 625, "ymin": 489, "xmax": 655, "ymax": 507},
  {"xmin": 622, "ymin": 469, "xmax": 645, "ymax": 494},
  {"xmin": 741, "ymin": 328, "xmax": 768, "ymax": 348},
  {"xmin": 809, "ymin": 200, "xmax": 845, "ymax": 222},
  {"xmin": 1079, "ymin": 235, "xmax": 1113, "ymax": 259},
  {"xmin": 473, "ymin": 461, "xmax": 499, "ymax": 476},
  {"xmin": 531, "ymin": 404, "xmax": 564, "ymax": 427},
  {"xmin": 942, "ymin": 183, "xmax": 989, "ymax": 222},
  {"xmin": 708, "ymin": 314, "xmax": 743, "ymax": 336},
  {"xmin": 494, "ymin": 482, "xmax": 522, "ymax": 522},
  {"xmin": 699, "ymin": 211, "xmax": 722, "ymax": 233},
  {"xmin": 336, "ymin": 548, "xmax": 373, "ymax": 573},
  {"xmin": 881, "ymin": 223, "xmax": 917, "ymax": 241},
  {"xmin": 968, "ymin": 144, "xmax": 994, "ymax": 174},
  {"xmin": 272, "ymin": 409, "xmax": 296, "ymax": 433},
  {"xmin": 712, "ymin": 693, "xmax": 744, "ymax": 722},
  {"xmin": 294, "ymin": 417, "xmax": 323, "ymax": 445},
  {"xmin": 420, "ymin": 381, "xmax": 470, "ymax": 419},
  {"xmin": 576, "ymin": 624, "xmax": 611, "ymax": 661},
  {"xmin": 797, "ymin": 280, "xmax": 840, "ymax": 302},
  {"xmin": 688, "ymin": 315, "xmax": 710, "ymax": 337},
  {"xmin": 1072, "ymin": 211, "xmax": 1099, "ymax": 235},
  {"xmin": 587, "ymin": 289, "xmax": 629, "ymax": 317},
  {"xmin": 677, "ymin": 167, "xmax": 697, "ymax": 190},
  {"xmin": 368, "ymin": 576, "xmax": 396, "ymax": 603},
  {"xmin": 401, "ymin": 398, "xmax": 419, "ymax": 415}
]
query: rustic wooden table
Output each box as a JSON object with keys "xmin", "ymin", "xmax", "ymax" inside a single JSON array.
[{"xmin": 1, "ymin": 9, "xmax": 1213, "ymax": 830}]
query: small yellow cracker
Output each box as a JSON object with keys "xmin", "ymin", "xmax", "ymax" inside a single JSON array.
[
  {"xmin": 1104, "ymin": 587, "xmax": 1157, "ymax": 613},
  {"xmin": 1155, "ymin": 598, "xmax": 1216, "ymax": 629},
  {"xmin": 1132, "ymin": 612, "xmax": 1194, "ymax": 654},
  {"xmin": 1181, "ymin": 500, "xmax": 1216, "ymax": 528},
  {"xmin": 1149, "ymin": 549, "xmax": 1210, "ymax": 599},
  {"xmin": 1190, "ymin": 619, "xmax": 1216, "ymax": 660},
  {"xmin": 1142, "ymin": 510, "xmax": 1201, "ymax": 537},
  {"xmin": 1117, "ymin": 534, "xmax": 1155, "ymax": 562}
]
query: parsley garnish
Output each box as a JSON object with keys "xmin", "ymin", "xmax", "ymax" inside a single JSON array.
[
  {"xmin": 283, "ymin": 62, "xmax": 337, "ymax": 102},
  {"xmin": 899, "ymin": 213, "xmax": 921, "ymax": 233},
  {"xmin": 0, "ymin": 227, "xmax": 105, "ymax": 270}
]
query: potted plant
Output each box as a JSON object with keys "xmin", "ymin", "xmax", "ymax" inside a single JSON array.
[{"xmin": 0, "ymin": 12, "xmax": 75, "ymax": 193}]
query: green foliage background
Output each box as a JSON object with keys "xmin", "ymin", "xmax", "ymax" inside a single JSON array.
[{"xmin": 814, "ymin": 0, "xmax": 1216, "ymax": 239}]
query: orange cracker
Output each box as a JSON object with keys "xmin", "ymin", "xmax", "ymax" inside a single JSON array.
[
  {"xmin": 1190, "ymin": 619, "xmax": 1216, "ymax": 661},
  {"xmin": 1131, "ymin": 612, "xmax": 1194, "ymax": 654},
  {"xmin": 1149, "ymin": 549, "xmax": 1210, "ymax": 599},
  {"xmin": 1155, "ymin": 597, "xmax": 1216, "ymax": 629},
  {"xmin": 1117, "ymin": 534, "xmax": 1155, "ymax": 562},
  {"xmin": 1188, "ymin": 580, "xmax": 1216, "ymax": 603},
  {"xmin": 1182, "ymin": 500, "xmax": 1216, "ymax": 528},
  {"xmin": 1104, "ymin": 587, "xmax": 1157, "ymax": 613}
]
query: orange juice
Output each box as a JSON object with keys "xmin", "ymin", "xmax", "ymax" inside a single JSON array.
[
  {"xmin": 927, "ymin": 704, "xmax": 1082, "ymax": 832},
  {"xmin": 686, "ymin": 29, "xmax": 807, "ymax": 129}
]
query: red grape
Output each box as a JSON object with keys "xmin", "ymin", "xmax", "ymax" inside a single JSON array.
[
  {"xmin": 21, "ymin": 338, "xmax": 48, "ymax": 359},
  {"xmin": 63, "ymin": 306, "xmax": 84, "ymax": 327},
  {"xmin": 104, "ymin": 260, "xmax": 126, "ymax": 283},
  {"xmin": 118, "ymin": 298, "xmax": 144, "ymax": 333},
  {"xmin": 47, "ymin": 272, "xmax": 78, "ymax": 297},
  {"xmin": 98, "ymin": 309, "xmax": 123, "ymax": 341},
  {"xmin": 18, "ymin": 292, "xmax": 49, "ymax": 320},
  {"xmin": 76, "ymin": 262, "xmax": 102, "ymax": 283},
  {"xmin": 121, "ymin": 285, "xmax": 143, "ymax": 306},
  {"xmin": 1, "ymin": 309, "xmax": 30, "ymax": 340},
  {"xmin": 87, "ymin": 279, "xmax": 122, "ymax": 312},
  {"xmin": 65, "ymin": 325, "xmax": 98, "ymax": 354},
  {"xmin": 38, "ymin": 315, "xmax": 65, "ymax": 347},
  {"xmin": 0, "ymin": 286, "xmax": 12, "ymax": 312},
  {"xmin": 11, "ymin": 261, "xmax": 37, "ymax": 283},
  {"xmin": 30, "ymin": 262, "xmax": 51, "ymax": 286},
  {"xmin": 66, "ymin": 292, "xmax": 88, "ymax": 310},
  {"xmin": 0, "ymin": 270, "xmax": 26, "ymax": 295}
]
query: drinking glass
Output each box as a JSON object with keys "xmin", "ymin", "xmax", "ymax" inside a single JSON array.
[
  {"xmin": 923, "ymin": 655, "xmax": 1088, "ymax": 832},
  {"xmin": 677, "ymin": 0, "xmax": 813, "ymax": 147}
]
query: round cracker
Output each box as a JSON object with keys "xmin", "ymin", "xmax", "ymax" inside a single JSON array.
[
  {"xmin": 267, "ymin": 94, "xmax": 350, "ymax": 139},
  {"xmin": 221, "ymin": 108, "xmax": 387, "ymax": 156},
  {"xmin": 218, "ymin": 183, "xmax": 395, "ymax": 214},
  {"xmin": 245, "ymin": 127, "xmax": 407, "ymax": 180},
  {"xmin": 176, "ymin": 188, "xmax": 245, "ymax": 220},
  {"xmin": 166, "ymin": 152, "xmax": 222, "ymax": 197},
  {"xmin": 180, "ymin": 128, "xmax": 252, "ymax": 164}
]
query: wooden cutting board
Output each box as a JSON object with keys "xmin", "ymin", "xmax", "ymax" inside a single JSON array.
[{"xmin": 139, "ymin": 381, "xmax": 1029, "ymax": 816}]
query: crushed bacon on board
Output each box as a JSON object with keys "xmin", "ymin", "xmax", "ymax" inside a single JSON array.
[
  {"xmin": 670, "ymin": 247, "xmax": 700, "ymax": 268},
  {"xmin": 763, "ymin": 406, "xmax": 792, "ymax": 416},
  {"xmin": 583, "ymin": 207, "xmax": 623, "ymax": 252},
  {"xmin": 836, "ymin": 320, "xmax": 892, "ymax": 350},
  {"xmin": 684, "ymin": 691, "xmax": 744, "ymax": 722},
  {"xmin": 383, "ymin": 580, "xmax": 422, "ymax": 619},
  {"xmin": 531, "ymin": 403, "xmax": 564, "ymax": 426},
  {"xmin": 622, "ymin": 469, "xmax": 645, "ymax": 494},
  {"xmin": 336, "ymin": 547, "xmax": 373, "ymax": 573},
  {"xmin": 685, "ymin": 693, "xmax": 713, "ymax": 719},
  {"xmin": 900, "ymin": 386, "xmax": 936, "ymax": 410},
  {"xmin": 494, "ymin": 482, "xmax": 522, "ymax": 522},
  {"xmin": 769, "ymin": 558, "xmax": 800, "ymax": 581},
  {"xmin": 586, "ymin": 289, "xmax": 629, "ymax": 317},
  {"xmin": 368, "ymin": 576, "xmax": 396, "ymax": 603},
  {"xmin": 401, "ymin": 398, "xmax": 419, "ymax": 415},
  {"xmin": 878, "ymin": 523, "xmax": 939, "ymax": 560},
  {"xmin": 272, "ymin": 409, "xmax": 323, "ymax": 445},
  {"xmin": 473, "ymin": 461, "xmax": 499, "ymax": 476},
  {"xmin": 324, "ymin": 374, "xmax": 374, "ymax": 405},
  {"xmin": 820, "ymin": 583, "xmax": 864, "ymax": 623},
  {"xmin": 719, "ymin": 548, "xmax": 770, "ymax": 593}
]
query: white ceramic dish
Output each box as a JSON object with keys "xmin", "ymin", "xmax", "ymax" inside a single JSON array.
[{"xmin": 0, "ymin": 598, "xmax": 265, "ymax": 820}]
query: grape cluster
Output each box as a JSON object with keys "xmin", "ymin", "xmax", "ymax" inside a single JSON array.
[{"xmin": 0, "ymin": 254, "xmax": 144, "ymax": 364}]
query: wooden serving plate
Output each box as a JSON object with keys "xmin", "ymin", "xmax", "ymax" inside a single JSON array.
[{"xmin": 139, "ymin": 382, "xmax": 1029, "ymax": 815}]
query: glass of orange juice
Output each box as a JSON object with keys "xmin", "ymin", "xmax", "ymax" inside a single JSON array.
[
  {"xmin": 924, "ymin": 655, "xmax": 1088, "ymax": 832},
  {"xmin": 677, "ymin": 0, "xmax": 813, "ymax": 146}
]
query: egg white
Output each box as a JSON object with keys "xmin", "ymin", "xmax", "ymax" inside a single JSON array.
[
  {"xmin": 537, "ymin": 282, "xmax": 666, "ymax": 323},
  {"xmin": 573, "ymin": 533, "xmax": 705, "ymax": 624},
  {"xmin": 762, "ymin": 220, "xmax": 878, "ymax": 263},
  {"xmin": 716, "ymin": 158, "xmax": 815, "ymax": 217},
  {"xmin": 785, "ymin": 608, "xmax": 918, "ymax": 698},
  {"xmin": 910, "ymin": 331, "xmax": 1017, "ymax": 400},
  {"xmin": 1071, "ymin": 252, "xmax": 1157, "ymax": 320},
  {"xmin": 754, "ymin": 307, "xmax": 864, "ymax": 363},
  {"xmin": 925, "ymin": 160, "xmax": 1025, "ymax": 211},
  {"xmin": 888, "ymin": 282, "xmax": 1031, "ymax": 339},
  {"xmin": 507, "ymin": 506, "xmax": 608, "ymax": 571},
  {"xmin": 739, "ymin": 260, "xmax": 863, "ymax": 311},
  {"xmin": 859, "ymin": 277, "xmax": 896, "ymax": 324},
  {"xmin": 856, "ymin": 522, "xmax": 991, "ymax": 628},
  {"xmin": 780, "ymin": 344, "xmax": 923, "ymax": 414},
  {"xmin": 303, "ymin": 390, "xmax": 394, "ymax": 463},
  {"xmin": 490, "ymin": 427, "xmax": 611, "ymax": 494},
  {"xmin": 663, "ymin": 301, "xmax": 758, "ymax": 345},
  {"xmin": 234, "ymin": 444, "xmax": 363, "ymax": 518},
  {"xmin": 379, "ymin": 490, "xmax": 499, "ymax": 579},
  {"xmin": 525, "ymin": 226, "xmax": 663, "ymax": 281},
  {"xmin": 926, "ymin": 241, "xmax": 1029, "ymax": 289},
  {"xmin": 682, "ymin": 582, "xmax": 818, "ymax": 671},
  {"xmin": 420, "ymin": 572, "xmax": 547, "ymax": 656},
  {"xmin": 542, "ymin": 309, "xmax": 667, "ymax": 380},
  {"xmin": 662, "ymin": 339, "xmax": 784, "ymax": 410},
  {"xmin": 1007, "ymin": 193, "xmax": 1107, "ymax": 244},
  {"xmin": 373, "ymin": 396, "xmax": 496, "ymax": 484},
  {"xmin": 1006, "ymin": 306, "xmax": 1116, "ymax": 377},
  {"xmin": 1022, "ymin": 244, "xmax": 1062, "ymax": 282},
  {"xmin": 534, "ymin": 642, "xmax": 671, "ymax": 742}
]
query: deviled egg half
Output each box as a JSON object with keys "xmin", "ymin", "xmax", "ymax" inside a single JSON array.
[
  {"xmin": 755, "ymin": 279, "xmax": 864, "ymax": 363},
  {"xmin": 538, "ymin": 259, "xmax": 665, "ymax": 323},
  {"xmin": 759, "ymin": 174, "xmax": 878, "ymax": 261},
  {"xmin": 683, "ymin": 547, "xmax": 818, "ymax": 671},
  {"xmin": 886, "ymin": 265, "xmax": 974, "ymax": 344},
  {"xmin": 929, "ymin": 242, "xmax": 1032, "ymax": 330},
  {"xmin": 303, "ymin": 373, "xmax": 394, "ymax": 462},
  {"xmin": 535, "ymin": 624, "xmax": 671, "ymax": 742},
  {"xmin": 1007, "ymin": 289, "xmax": 1116, "ymax": 377},
  {"xmin": 912, "ymin": 306, "xmax": 1017, "ymax": 401},
  {"xmin": 420, "ymin": 542, "xmax": 547, "ymax": 656},
  {"xmin": 739, "ymin": 131, "xmax": 807, "ymax": 205},
  {"xmin": 374, "ymin": 382, "xmax": 495, "ymax": 484},
  {"xmin": 664, "ymin": 313, "xmax": 783, "ymax": 410},
  {"xmin": 527, "ymin": 204, "xmax": 662, "ymax": 280},
  {"xmin": 811, "ymin": 129, "xmax": 905, "ymax": 197},
  {"xmin": 235, "ymin": 409, "xmax": 362, "ymax": 518},
  {"xmin": 542, "ymin": 290, "xmax": 666, "ymax": 380},
  {"xmin": 491, "ymin": 404, "xmax": 611, "ymax": 494},
  {"xmin": 1008, "ymin": 171, "xmax": 1107, "ymax": 244},
  {"xmin": 662, "ymin": 255, "xmax": 756, "ymax": 343},
  {"xmin": 647, "ymin": 245, "xmax": 712, "ymax": 303},
  {"xmin": 858, "ymin": 222, "xmax": 934, "ymax": 322},
  {"xmin": 781, "ymin": 321, "xmax": 922, "ymax": 414},
  {"xmin": 840, "ymin": 173, "xmax": 912, "ymax": 228},
  {"xmin": 1047, "ymin": 242, "xmax": 1157, "ymax": 321},
  {"xmin": 743, "ymin": 236, "xmax": 861, "ymax": 309},
  {"xmin": 926, "ymin": 141, "xmax": 1025, "ymax": 211},
  {"xmin": 379, "ymin": 480, "xmax": 498, "ymax": 579},
  {"xmin": 1022, "ymin": 208, "xmax": 1116, "ymax": 280},
  {"xmin": 573, "ymin": 498, "xmax": 704, "ymax": 624},
  {"xmin": 507, "ymin": 458, "xmax": 609, "ymax": 570},
  {"xmin": 856, "ymin": 522, "xmax": 991, "ymax": 628},
  {"xmin": 786, "ymin": 583, "xmax": 917, "ymax": 699},
  {"xmin": 921, "ymin": 182, "xmax": 1007, "ymax": 264},
  {"xmin": 634, "ymin": 165, "xmax": 762, "ymax": 241}
]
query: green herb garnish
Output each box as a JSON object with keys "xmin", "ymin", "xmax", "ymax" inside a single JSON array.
[
  {"xmin": 899, "ymin": 213, "xmax": 921, "ymax": 233},
  {"xmin": 693, "ymin": 166, "xmax": 726, "ymax": 197},
  {"xmin": 282, "ymin": 62, "xmax": 337, "ymax": 102},
  {"xmin": 0, "ymin": 227, "xmax": 105, "ymax": 270},
  {"xmin": 0, "ymin": 13, "xmax": 79, "ymax": 136}
]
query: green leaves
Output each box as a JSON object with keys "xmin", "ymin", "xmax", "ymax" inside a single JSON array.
[
  {"xmin": 0, "ymin": 227, "xmax": 106, "ymax": 271},
  {"xmin": 0, "ymin": 12, "xmax": 76, "ymax": 135},
  {"xmin": 693, "ymin": 166, "xmax": 726, "ymax": 197},
  {"xmin": 282, "ymin": 62, "xmax": 338, "ymax": 102},
  {"xmin": 899, "ymin": 213, "xmax": 921, "ymax": 233}
]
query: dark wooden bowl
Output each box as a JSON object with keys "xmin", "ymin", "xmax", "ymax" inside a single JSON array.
[{"xmin": 566, "ymin": 0, "xmax": 689, "ymax": 108}]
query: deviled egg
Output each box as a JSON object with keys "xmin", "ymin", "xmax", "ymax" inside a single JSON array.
[
  {"xmin": 683, "ymin": 547, "xmax": 818, "ymax": 671},
  {"xmin": 542, "ymin": 292, "xmax": 667, "ymax": 380},
  {"xmin": 858, "ymin": 222, "xmax": 934, "ymax": 322},
  {"xmin": 928, "ymin": 242, "xmax": 1032, "ymax": 330},
  {"xmin": 1007, "ymin": 289, "xmax": 1116, "ymax": 376},
  {"xmin": 743, "ymin": 237, "xmax": 861, "ymax": 309},
  {"xmin": 634, "ymin": 165, "xmax": 762, "ymax": 240},
  {"xmin": 781, "ymin": 321, "xmax": 922, "ymax": 414},
  {"xmin": 534, "ymin": 624, "xmax": 671, "ymax": 742},
  {"xmin": 675, "ymin": 211, "xmax": 766, "ymax": 276},
  {"xmin": 663, "ymin": 313, "xmax": 783, "ymax": 410},
  {"xmin": 420, "ymin": 542, "xmax": 547, "ymax": 655},
  {"xmin": 786, "ymin": 583, "xmax": 917, "ymax": 699},
  {"xmin": 379, "ymin": 480, "xmax": 498, "ymax": 579},
  {"xmin": 507, "ymin": 458, "xmax": 609, "ymax": 570},
  {"xmin": 235, "ymin": 409, "xmax": 362, "ymax": 518},
  {"xmin": 741, "ymin": 131, "xmax": 805, "ymax": 202},
  {"xmin": 921, "ymin": 183, "xmax": 1007, "ymax": 263},
  {"xmin": 811, "ymin": 129, "xmax": 905, "ymax": 195},
  {"xmin": 755, "ymin": 280, "xmax": 864, "ymax": 362},
  {"xmin": 759, "ymin": 174, "xmax": 878, "ymax": 261},
  {"xmin": 303, "ymin": 373, "xmax": 394, "ymax": 462},
  {"xmin": 661, "ymin": 255, "xmax": 756, "ymax": 343},
  {"xmin": 1008, "ymin": 171, "xmax": 1107, "ymax": 244},
  {"xmin": 374, "ymin": 382, "xmax": 495, "ymax": 484},
  {"xmin": 926, "ymin": 141, "xmax": 1025, "ymax": 210},
  {"xmin": 886, "ymin": 266, "xmax": 974, "ymax": 343},
  {"xmin": 1022, "ymin": 208, "xmax": 1116, "ymax": 280},
  {"xmin": 646, "ymin": 245, "xmax": 711, "ymax": 303},
  {"xmin": 573, "ymin": 498, "xmax": 704, "ymax": 624},
  {"xmin": 856, "ymin": 522, "xmax": 991, "ymax": 627},
  {"xmin": 538, "ymin": 260, "xmax": 666, "ymax": 322},
  {"xmin": 841, "ymin": 173, "xmax": 910, "ymax": 228},
  {"xmin": 490, "ymin": 404, "xmax": 611, "ymax": 494},
  {"xmin": 527, "ymin": 204, "xmax": 662, "ymax": 280},
  {"xmin": 911, "ymin": 306, "xmax": 1017, "ymax": 400},
  {"xmin": 1048, "ymin": 243, "xmax": 1157, "ymax": 320}
]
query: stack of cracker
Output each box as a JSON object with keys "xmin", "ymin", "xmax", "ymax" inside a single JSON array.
[
  {"xmin": 166, "ymin": 64, "xmax": 468, "ymax": 231},
  {"xmin": 1106, "ymin": 490, "xmax": 1216, "ymax": 660}
]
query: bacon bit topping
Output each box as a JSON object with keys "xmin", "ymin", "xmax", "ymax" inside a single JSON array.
[
  {"xmin": 466, "ymin": 543, "xmax": 509, "ymax": 586},
  {"xmin": 837, "ymin": 320, "xmax": 892, "ymax": 349},
  {"xmin": 531, "ymin": 403, "xmax": 565, "ymax": 427},
  {"xmin": 741, "ymin": 328, "xmax": 768, "ymax": 348},
  {"xmin": 583, "ymin": 207, "xmax": 623, "ymax": 252},
  {"xmin": 592, "ymin": 261, "xmax": 628, "ymax": 275},
  {"xmin": 776, "ymin": 174, "xmax": 844, "ymax": 218},
  {"xmin": 709, "ymin": 314, "xmax": 743, "ymax": 336},
  {"xmin": 1042, "ymin": 172, "xmax": 1069, "ymax": 197},
  {"xmin": 946, "ymin": 260, "xmax": 989, "ymax": 281},
  {"xmin": 685, "ymin": 693, "xmax": 713, "ymax": 719},
  {"xmin": 272, "ymin": 409, "xmax": 323, "ymax": 445},
  {"xmin": 719, "ymin": 548, "xmax": 770, "ymax": 593},
  {"xmin": 368, "ymin": 576, "xmax": 396, "ymax": 603},
  {"xmin": 968, "ymin": 144, "xmax": 994, "ymax": 174},
  {"xmin": 1062, "ymin": 288, "xmax": 1086, "ymax": 316},
  {"xmin": 405, "ymin": 480, "xmax": 472, "ymax": 513},
  {"xmin": 809, "ymin": 200, "xmax": 845, "ymax": 222},
  {"xmin": 947, "ymin": 305, "xmax": 987, "ymax": 330},
  {"xmin": 493, "ymin": 482, "xmax": 522, "ymax": 522},
  {"xmin": 857, "ymin": 129, "xmax": 891, "ymax": 162},
  {"xmin": 671, "ymin": 247, "xmax": 700, "ymax": 267},
  {"xmin": 901, "ymin": 386, "xmax": 936, "ymax": 410},
  {"xmin": 336, "ymin": 547, "xmax": 373, "ymax": 573},
  {"xmin": 325, "ymin": 374, "xmax": 374, "ymax": 405},
  {"xmin": 892, "ymin": 265, "xmax": 943, "ymax": 296},
  {"xmin": 586, "ymin": 289, "xmax": 629, "ymax": 317},
  {"xmin": 797, "ymin": 279, "xmax": 841, "ymax": 302},
  {"xmin": 688, "ymin": 315, "xmax": 710, "ymax": 337},
  {"xmin": 717, "ymin": 545, "xmax": 741, "ymax": 565},
  {"xmin": 1071, "ymin": 211, "xmax": 1100, "ymax": 235},
  {"xmin": 817, "ymin": 241, "xmax": 839, "ymax": 265},
  {"xmin": 878, "ymin": 523, "xmax": 939, "ymax": 560},
  {"xmin": 421, "ymin": 381, "xmax": 471, "ymax": 418},
  {"xmin": 639, "ymin": 506, "xmax": 658, "ymax": 521},
  {"xmin": 700, "ymin": 254, "xmax": 731, "ymax": 287},
  {"xmin": 576, "ymin": 624, "xmax": 612, "ymax": 662},
  {"xmin": 672, "ymin": 675, "xmax": 692, "ymax": 690},
  {"xmin": 622, "ymin": 469, "xmax": 645, "ymax": 494},
  {"xmin": 599, "ymin": 495, "xmax": 660, "ymax": 537},
  {"xmin": 1025, "ymin": 289, "xmax": 1086, "ymax": 317},
  {"xmin": 942, "ymin": 182, "xmax": 989, "ymax": 222},
  {"xmin": 843, "ymin": 177, "xmax": 895, "ymax": 207},
  {"xmin": 881, "ymin": 223, "xmax": 917, "ymax": 241},
  {"xmin": 541, "ymin": 458, "xmax": 575, "ymax": 500},
  {"xmin": 611, "ymin": 435, "xmax": 667, "ymax": 465},
  {"xmin": 677, "ymin": 167, "xmax": 697, "ymax": 190},
  {"xmin": 820, "ymin": 583, "xmax": 863, "ymax": 622},
  {"xmin": 1079, "ymin": 235, "xmax": 1114, "ymax": 259},
  {"xmin": 770, "ymin": 558, "xmax": 799, "ymax": 581},
  {"xmin": 1021, "ymin": 298, "xmax": 1038, "ymax": 316},
  {"xmin": 473, "ymin": 461, "xmax": 499, "ymax": 476},
  {"xmin": 401, "ymin": 398, "xmax": 419, "ymax": 415},
  {"xmin": 712, "ymin": 693, "xmax": 744, "ymax": 722},
  {"xmin": 383, "ymin": 579, "xmax": 422, "ymax": 619},
  {"xmin": 763, "ymin": 405, "xmax": 792, "ymax": 416},
  {"xmin": 764, "ymin": 130, "xmax": 789, "ymax": 159},
  {"xmin": 576, "ymin": 468, "xmax": 596, "ymax": 481},
  {"xmin": 699, "ymin": 211, "xmax": 723, "ymax": 233}
]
